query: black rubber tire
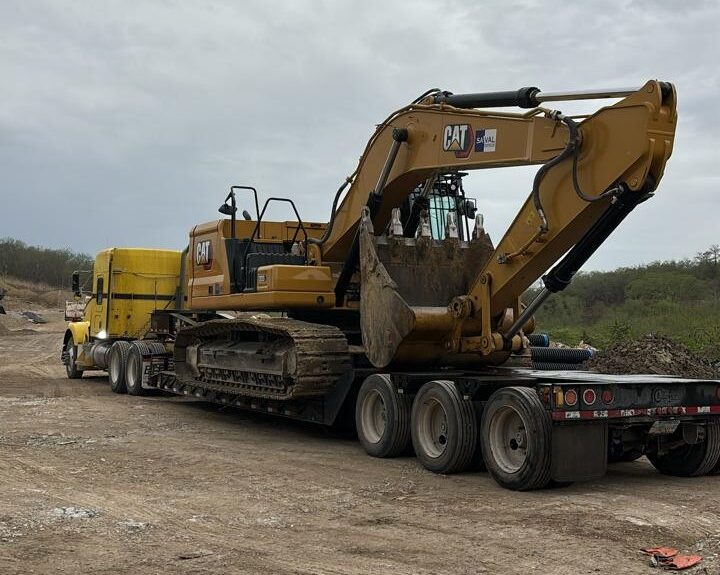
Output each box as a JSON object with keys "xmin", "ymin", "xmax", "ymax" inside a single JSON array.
[
  {"xmin": 355, "ymin": 374, "xmax": 411, "ymax": 458},
  {"xmin": 480, "ymin": 386, "xmax": 552, "ymax": 491},
  {"xmin": 411, "ymin": 380, "xmax": 477, "ymax": 474},
  {"xmin": 125, "ymin": 342, "xmax": 149, "ymax": 396},
  {"xmin": 108, "ymin": 341, "xmax": 131, "ymax": 394},
  {"xmin": 64, "ymin": 339, "xmax": 83, "ymax": 380},
  {"xmin": 647, "ymin": 424, "xmax": 720, "ymax": 477}
]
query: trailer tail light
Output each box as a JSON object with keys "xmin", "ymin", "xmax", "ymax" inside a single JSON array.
[
  {"xmin": 553, "ymin": 386, "xmax": 564, "ymax": 407},
  {"xmin": 583, "ymin": 388, "xmax": 597, "ymax": 406},
  {"xmin": 601, "ymin": 389, "xmax": 615, "ymax": 405},
  {"xmin": 564, "ymin": 389, "xmax": 578, "ymax": 407}
]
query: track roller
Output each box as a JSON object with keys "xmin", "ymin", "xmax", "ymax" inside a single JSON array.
[
  {"xmin": 481, "ymin": 386, "xmax": 552, "ymax": 490},
  {"xmin": 411, "ymin": 380, "xmax": 477, "ymax": 474},
  {"xmin": 355, "ymin": 374, "xmax": 411, "ymax": 458}
]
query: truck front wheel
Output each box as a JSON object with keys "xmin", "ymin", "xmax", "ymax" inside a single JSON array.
[
  {"xmin": 481, "ymin": 387, "xmax": 552, "ymax": 491},
  {"xmin": 108, "ymin": 341, "xmax": 131, "ymax": 394},
  {"xmin": 355, "ymin": 374, "xmax": 411, "ymax": 458},
  {"xmin": 648, "ymin": 424, "xmax": 720, "ymax": 477},
  {"xmin": 64, "ymin": 339, "xmax": 83, "ymax": 380}
]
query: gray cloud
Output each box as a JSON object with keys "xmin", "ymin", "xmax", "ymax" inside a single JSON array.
[{"xmin": 0, "ymin": 0, "xmax": 718, "ymax": 270}]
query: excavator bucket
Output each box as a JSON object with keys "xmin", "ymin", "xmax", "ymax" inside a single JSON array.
[{"xmin": 359, "ymin": 209, "xmax": 496, "ymax": 368}]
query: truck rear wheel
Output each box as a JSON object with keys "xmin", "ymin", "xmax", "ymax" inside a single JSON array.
[
  {"xmin": 355, "ymin": 374, "xmax": 411, "ymax": 458},
  {"xmin": 481, "ymin": 386, "xmax": 552, "ymax": 491},
  {"xmin": 108, "ymin": 341, "xmax": 131, "ymax": 394},
  {"xmin": 648, "ymin": 424, "xmax": 720, "ymax": 477},
  {"xmin": 411, "ymin": 380, "xmax": 476, "ymax": 474},
  {"xmin": 64, "ymin": 339, "xmax": 83, "ymax": 380},
  {"xmin": 125, "ymin": 343, "xmax": 148, "ymax": 396}
]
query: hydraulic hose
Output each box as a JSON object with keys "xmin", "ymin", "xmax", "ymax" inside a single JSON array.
[
  {"xmin": 571, "ymin": 136, "xmax": 622, "ymax": 203},
  {"xmin": 530, "ymin": 347, "xmax": 593, "ymax": 364},
  {"xmin": 307, "ymin": 176, "xmax": 354, "ymax": 246},
  {"xmin": 527, "ymin": 333, "xmax": 550, "ymax": 347},
  {"xmin": 530, "ymin": 113, "xmax": 580, "ymax": 233}
]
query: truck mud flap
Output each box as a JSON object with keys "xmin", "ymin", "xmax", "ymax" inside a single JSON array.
[{"xmin": 551, "ymin": 422, "xmax": 607, "ymax": 482}]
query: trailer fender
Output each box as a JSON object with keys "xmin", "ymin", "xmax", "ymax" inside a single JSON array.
[{"xmin": 551, "ymin": 422, "xmax": 607, "ymax": 483}]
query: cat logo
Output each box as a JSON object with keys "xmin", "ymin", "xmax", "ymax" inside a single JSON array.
[
  {"xmin": 442, "ymin": 124, "xmax": 473, "ymax": 158},
  {"xmin": 195, "ymin": 240, "xmax": 212, "ymax": 267}
]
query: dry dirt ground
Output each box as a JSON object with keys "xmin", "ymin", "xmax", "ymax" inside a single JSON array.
[{"xmin": 1, "ymin": 309, "xmax": 720, "ymax": 575}]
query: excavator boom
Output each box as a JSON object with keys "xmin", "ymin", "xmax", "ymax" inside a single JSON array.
[{"xmin": 320, "ymin": 81, "xmax": 676, "ymax": 366}]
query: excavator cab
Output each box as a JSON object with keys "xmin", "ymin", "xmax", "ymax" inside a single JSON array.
[
  {"xmin": 399, "ymin": 173, "xmax": 477, "ymax": 241},
  {"xmin": 186, "ymin": 189, "xmax": 334, "ymax": 311}
]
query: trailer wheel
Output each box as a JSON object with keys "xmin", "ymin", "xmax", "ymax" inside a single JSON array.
[
  {"xmin": 125, "ymin": 343, "xmax": 149, "ymax": 396},
  {"xmin": 411, "ymin": 380, "xmax": 476, "ymax": 474},
  {"xmin": 481, "ymin": 386, "xmax": 552, "ymax": 491},
  {"xmin": 108, "ymin": 341, "xmax": 131, "ymax": 394},
  {"xmin": 648, "ymin": 423, "xmax": 720, "ymax": 477},
  {"xmin": 64, "ymin": 339, "xmax": 83, "ymax": 380},
  {"xmin": 355, "ymin": 374, "xmax": 411, "ymax": 458}
]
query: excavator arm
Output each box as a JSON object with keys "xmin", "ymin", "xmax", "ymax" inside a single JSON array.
[{"xmin": 319, "ymin": 80, "xmax": 676, "ymax": 367}]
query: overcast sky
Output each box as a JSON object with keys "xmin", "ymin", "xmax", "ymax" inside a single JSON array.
[{"xmin": 1, "ymin": 0, "xmax": 718, "ymax": 270}]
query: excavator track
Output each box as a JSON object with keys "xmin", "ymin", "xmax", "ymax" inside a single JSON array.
[{"xmin": 173, "ymin": 317, "xmax": 351, "ymax": 401}]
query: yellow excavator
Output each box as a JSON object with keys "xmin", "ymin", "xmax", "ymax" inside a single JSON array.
[{"xmin": 64, "ymin": 80, "xmax": 719, "ymax": 491}]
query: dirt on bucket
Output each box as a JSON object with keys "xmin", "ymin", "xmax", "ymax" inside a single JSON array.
[{"xmin": 586, "ymin": 334, "xmax": 719, "ymax": 379}]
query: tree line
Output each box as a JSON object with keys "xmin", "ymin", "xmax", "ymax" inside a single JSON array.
[
  {"xmin": 527, "ymin": 244, "xmax": 720, "ymax": 354},
  {"xmin": 0, "ymin": 238, "xmax": 93, "ymax": 288}
]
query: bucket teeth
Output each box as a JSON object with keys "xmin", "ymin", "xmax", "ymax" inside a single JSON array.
[
  {"xmin": 388, "ymin": 207, "xmax": 404, "ymax": 238},
  {"xmin": 360, "ymin": 206, "xmax": 374, "ymax": 234},
  {"xmin": 419, "ymin": 210, "xmax": 432, "ymax": 238},
  {"xmin": 445, "ymin": 211, "xmax": 459, "ymax": 239},
  {"xmin": 472, "ymin": 213, "xmax": 485, "ymax": 239}
]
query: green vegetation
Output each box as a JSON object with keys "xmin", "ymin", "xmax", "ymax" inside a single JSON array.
[
  {"xmin": 528, "ymin": 245, "xmax": 720, "ymax": 358},
  {"xmin": 0, "ymin": 238, "xmax": 93, "ymax": 288}
]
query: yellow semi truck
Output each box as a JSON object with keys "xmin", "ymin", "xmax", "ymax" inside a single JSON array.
[{"xmin": 62, "ymin": 248, "xmax": 182, "ymax": 390}]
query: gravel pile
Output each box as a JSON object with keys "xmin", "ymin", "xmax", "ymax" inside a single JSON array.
[{"xmin": 586, "ymin": 334, "xmax": 719, "ymax": 379}]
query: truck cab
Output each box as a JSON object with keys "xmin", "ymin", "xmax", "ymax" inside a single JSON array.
[{"xmin": 62, "ymin": 247, "xmax": 182, "ymax": 378}]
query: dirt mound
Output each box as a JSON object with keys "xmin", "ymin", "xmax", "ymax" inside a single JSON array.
[
  {"xmin": 0, "ymin": 277, "xmax": 72, "ymax": 311},
  {"xmin": 586, "ymin": 334, "xmax": 718, "ymax": 379}
]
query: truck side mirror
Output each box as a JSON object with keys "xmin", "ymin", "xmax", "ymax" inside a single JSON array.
[{"xmin": 71, "ymin": 272, "xmax": 81, "ymax": 296}]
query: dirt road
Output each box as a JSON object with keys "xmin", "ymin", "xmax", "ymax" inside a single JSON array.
[{"xmin": 1, "ymin": 311, "xmax": 719, "ymax": 574}]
